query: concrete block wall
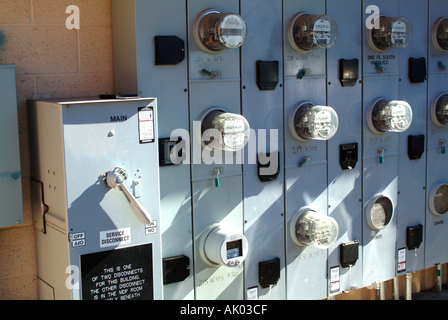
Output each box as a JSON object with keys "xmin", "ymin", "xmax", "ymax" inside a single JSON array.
[
  {"xmin": 0, "ymin": 0, "xmax": 114, "ymax": 300},
  {"xmin": 0, "ymin": 0, "xmax": 445, "ymax": 300}
]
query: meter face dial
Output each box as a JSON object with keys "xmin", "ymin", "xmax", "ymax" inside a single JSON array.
[
  {"xmin": 370, "ymin": 16, "xmax": 413, "ymax": 52},
  {"xmin": 430, "ymin": 184, "xmax": 448, "ymax": 216},
  {"xmin": 433, "ymin": 94, "xmax": 448, "ymax": 126},
  {"xmin": 289, "ymin": 13, "xmax": 338, "ymax": 53},
  {"xmin": 196, "ymin": 10, "xmax": 247, "ymax": 53},
  {"xmin": 201, "ymin": 110, "xmax": 250, "ymax": 152},
  {"xmin": 290, "ymin": 103, "xmax": 339, "ymax": 141},
  {"xmin": 368, "ymin": 196, "xmax": 394, "ymax": 230},
  {"xmin": 369, "ymin": 99, "xmax": 413, "ymax": 134},
  {"xmin": 226, "ymin": 240, "xmax": 243, "ymax": 259},
  {"xmin": 218, "ymin": 14, "xmax": 247, "ymax": 48},
  {"xmin": 313, "ymin": 18, "xmax": 332, "ymax": 46},
  {"xmin": 434, "ymin": 18, "xmax": 448, "ymax": 52},
  {"xmin": 292, "ymin": 210, "xmax": 339, "ymax": 249},
  {"xmin": 391, "ymin": 19, "xmax": 408, "ymax": 46},
  {"xmin": 200, "ymin": 225, "xmax": 249, "ymax": 268}
]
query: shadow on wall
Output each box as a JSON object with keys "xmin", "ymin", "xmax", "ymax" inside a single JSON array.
[{"xmin": 0, "ymin": 30, "xmax": 6, "ymax": 50}]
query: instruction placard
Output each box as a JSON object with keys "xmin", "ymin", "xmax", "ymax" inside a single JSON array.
[{"xmin": 81, "ymin": 244, "xmax": 154, "ymax": 300}]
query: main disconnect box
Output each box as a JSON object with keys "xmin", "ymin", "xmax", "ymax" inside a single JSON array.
[
  {"xmin": 28, "ymin": 97, "xmax": 163, "ymax": 300},
  {"xmin": 28, "ymin": 0, "xmax": 448, "ymax": 300}
]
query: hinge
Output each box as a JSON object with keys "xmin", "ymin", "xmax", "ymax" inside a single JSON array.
[{"xmin": 30, "ymin": 180, "xmax": 48, "ymax": 234}]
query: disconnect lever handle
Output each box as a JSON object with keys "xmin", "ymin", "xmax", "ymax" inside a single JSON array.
[{"xmin": 106, "ymin": 167, "xmax": 152, "ymax": 225}]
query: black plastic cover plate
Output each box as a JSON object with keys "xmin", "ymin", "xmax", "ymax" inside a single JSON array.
[
  {"xmin": 256, "ymin": 61, "xmax": 279, "ymax": 91},
  {"xmin": 258, "ymin": 152, "xmax": 280, "ymax": 182},
  {"xmin": 155, "ymin": 36, "xmax": 185, "ymax": 65},
  {"xmin": 407, "ymin": 224, "xmax": 423, "ymax": 251},
  {"xmin": 340, "ymin": 240, "xmax": 359, "ymax": 268},
  {"xmin": 259, "ymin": 258, "xmax": 281, "ymax": 289},
  {"xmin": 339, "ymin": 59, "xmax": 359, "ymax": 87},
  {"xmin": 409, "ymin": 57, "xmax": 427, "ymax": 83},
  {"xmin": 408, "ymin": 135, "xmax": 425, "ymax": 160},
  {"xmin": 163, "ymin": 255, "xmax": 190, "ymax": 285}
]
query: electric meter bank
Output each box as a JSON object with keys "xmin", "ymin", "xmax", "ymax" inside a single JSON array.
[{"xmin": 22, "ymin": 0, "xmax": 446, "ymax": 301}]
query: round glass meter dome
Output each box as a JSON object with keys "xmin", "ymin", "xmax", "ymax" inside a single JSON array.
[
  {"xmin": 288, "ymin": 12, "xmax": 338, "ymax": 54},
  {"xmin": 430, "ymin": 183, "xmax": 448, "ymax": 216},
  {"xmin": 194, "ymin": 9, "xmax": 247, "ymax": 54},
  {"xmin": 368, "ymin": 16, "xmax": 413, "ymax": 52},
  {"xmin": 367, "ymin": 195, "xmax": 394, "ymax": 231},
  {"xmin": 290, "ymin": 209, "xmax": 339, "ymax": 249},
  {"xmin": 200, "ymin": 109, "xmax": 250, "ymax": 152},
  {"xmin": 289, "ymin": 102, "xmax": 339, "ymax": 141},
  {"xmin": 432, "ymin": 17, "xmax": 448, "ymax": 52},
  {"xmin": 432, "ymin": 94, "xmax": 448, "ymax": 127},
  {"xmin": 368, "ymin": 99, "xmax": 413, "ymax": 134}
]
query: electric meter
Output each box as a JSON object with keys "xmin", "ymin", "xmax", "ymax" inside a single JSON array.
[
  {"xmin": 368, "ymin": 99, "xmax": 413, "ymax": 134},
  {"xmin": 431, "ymin": 94, "xmax": 448, "ymax": 127},
  {"xmin": 199, "ymin": 224, "xmax": 249, "ymax": 267},
  {"xmin": 194, "ymin": 8, "xmax": 247, "ymax": 54},
  {"xmin": 288, "ymin": 12, "xmax": 338, "ymax": 54},
  {"xmin": 429, "ymin": 183, "xmax": 448, "ymax": 216},
  {"xmin": 432, "ymin": 17, "xmax": 448, "ymax": 52},
  {"xmin": 199, "ymin": 108, "xmax": 250, "ymax": 152},
  {"xmin": 289, "ymin": 102, "xmax": 339, "ymax": 141},
  {"xmin": 290, "ymin": 209, "xmax": 339, "ymax": 249},
  {"xmin": 367, "ymin": 195, "xmax": 394, "ymax": 231},
  {"xmin": 367, "ymin": 16, "xmax": 413, "ymax": 53}
]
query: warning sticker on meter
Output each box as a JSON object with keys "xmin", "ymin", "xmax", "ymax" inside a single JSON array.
[
  {"xmin": 330, "ymin": 267, "xmax": 340, "ymax": 293},
  {"xmin": 138, "ymin": 106, "xmax": 155, "ymax": 144},
  {"xmin": 397, "ymin": 248, "xmax": 406, "ymax": 273}
]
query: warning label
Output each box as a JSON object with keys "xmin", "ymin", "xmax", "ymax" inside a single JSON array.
[
  {"xmin": 330, "ymin": 266, "xmax": 340, "ymax": 293},
  {"xmin": 138, "ymin": 106, "xmax": 155, "ymax": 144},
  {"xmin": 100, "ymin": 228, "xmax": 131, "ymax": 248},
  {"xmin": 398, "ymin": 248, "xmax": 406, "ymax": 273}
]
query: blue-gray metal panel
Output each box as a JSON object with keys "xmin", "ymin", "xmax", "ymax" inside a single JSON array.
[
  {"xmin": 132, "ymin": 0, "xmax": 195, "ymax": 300},
  {"xmin": 187, "ymin": 0, "xmax": 245, "ymax": 300},
  {"xmin": 285, "ymin": 165, "xmax": 329, "ymax": 300},
  {"xmin": 362, "ymin": 0, "xmax": 400, "ymax": 286},
  {"xmin": 284, "ymin": 0, "xmax": 329, "ymax": 300},
  {"xmin": 0, "ymin": 65, "xmax": 24, "ymax": 228},
  {"xmin": 396, "ymin": 0, "xmax": 428, "ymax": 275},
  {"xmin": 327, "ymin": 0, "xmax": 364, "ymax": 295},
  {"xmin": 426, "ymin": 0, "xmax": 448, "ymax": 268},
  {"xmin": 241, "ymin": 0, "xmax": 286, "ymax": 300}
]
